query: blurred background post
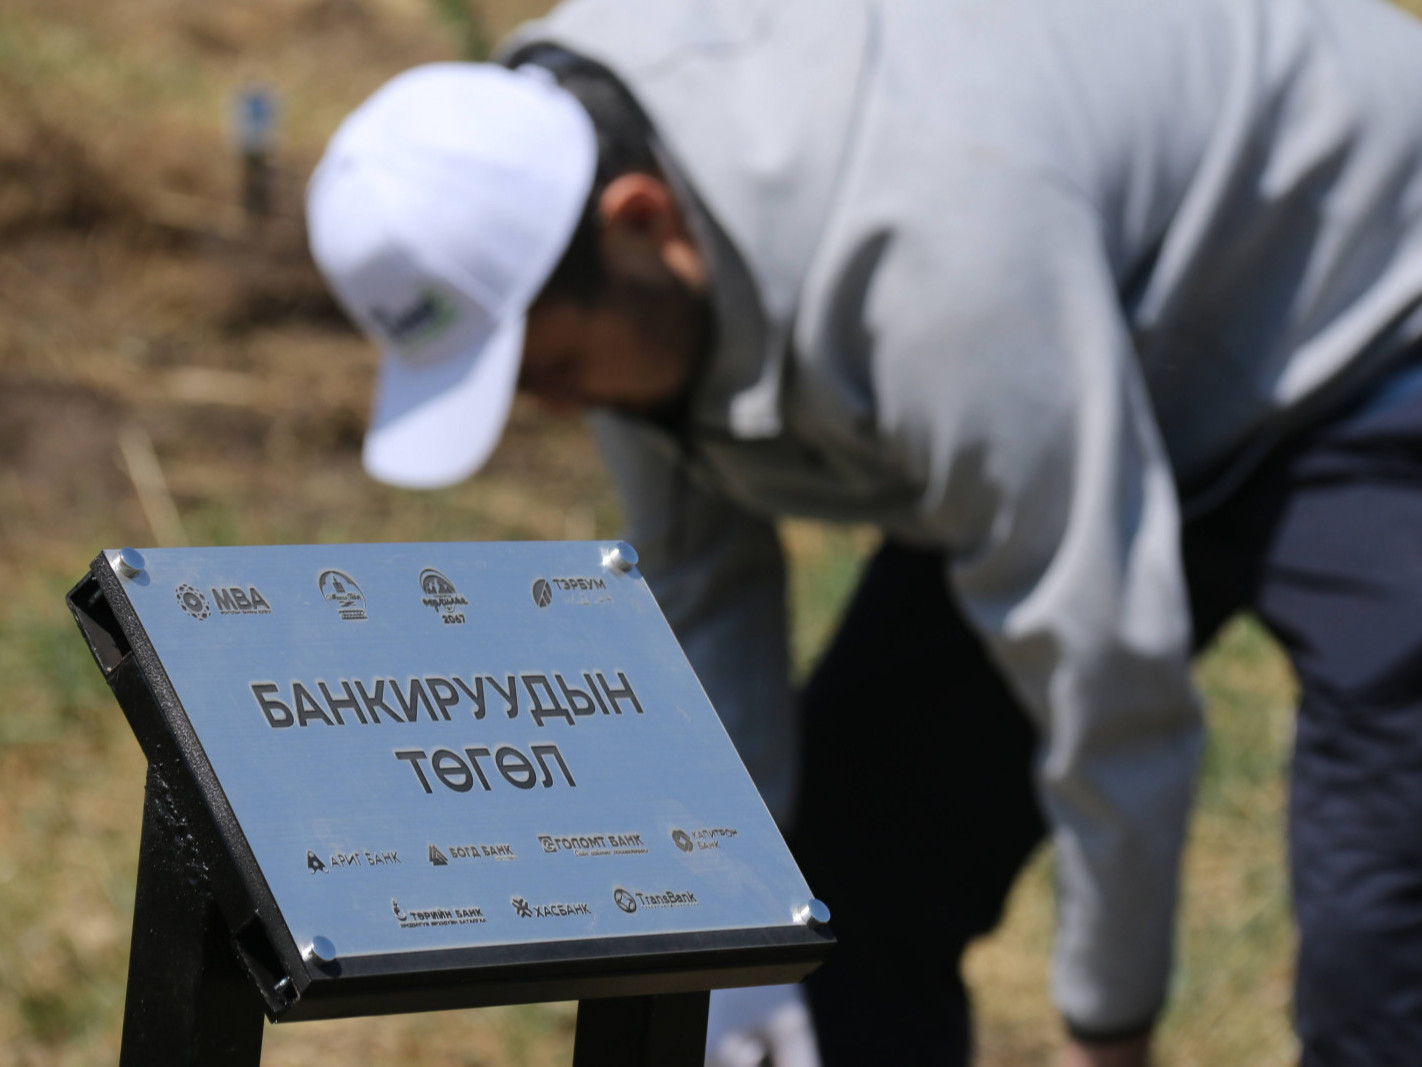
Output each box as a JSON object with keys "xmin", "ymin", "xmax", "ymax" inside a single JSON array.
[{"xmin": 232, "ymin": 86, "xmax": 278, "ymax": 226}]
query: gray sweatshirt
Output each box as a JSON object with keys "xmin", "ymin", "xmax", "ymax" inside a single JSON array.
[{"xmin": 505, "ymin": 0, "xmax": 1422, "ymax": 1034}]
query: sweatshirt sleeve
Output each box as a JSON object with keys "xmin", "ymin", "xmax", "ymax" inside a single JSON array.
[
  {"xmin": 845, "ymin": 167, "xmax": 1203, "ymax": 1035},
  {"xmin": 588, "ymin": 412, "xmax": 799, "ymax": 827}
]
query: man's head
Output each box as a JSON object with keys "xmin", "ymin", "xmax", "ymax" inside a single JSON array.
[
  {"xmin": 521, "ymin": 170, "xmax": 709, "ymax": 417},
  {"xmin": 307, "ymin": 61, "xmax": 708, "ymax": 489}
]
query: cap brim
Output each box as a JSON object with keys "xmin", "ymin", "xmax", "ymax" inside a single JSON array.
[{"xmin": 361, "ymin": 314, "xmax": 524, "ymax": 490}]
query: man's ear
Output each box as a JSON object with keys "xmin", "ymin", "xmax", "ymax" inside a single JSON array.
[{"xmin": 597, "ymin": 173, "xmax": 707, "ymax": 292}]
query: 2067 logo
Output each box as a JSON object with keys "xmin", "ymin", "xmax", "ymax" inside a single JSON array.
[{"xmin": 419, "ymin": 568, "xmax": 467, "ymax": 625}]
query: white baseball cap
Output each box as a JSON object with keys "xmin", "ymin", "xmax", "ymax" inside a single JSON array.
[{"xmin": 307, "ymin": 63, "xmax": 597, "ymax": 488}]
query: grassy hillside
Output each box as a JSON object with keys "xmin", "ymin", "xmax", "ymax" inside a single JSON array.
[{"xmin": 2, "ymin": 0, "xmax": 1418, "ymax": 1063}]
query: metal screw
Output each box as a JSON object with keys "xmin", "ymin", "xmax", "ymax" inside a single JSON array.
[
  {"xmin": 601, "ymin": 541, "xmax": 639, "ymax": 574},
  {"xmin": 306, "ymin": 935, "xmax": 336, "ymax": 964},
  {"xmin": 794, "ymin": 899, "xmax": 832, "ymax": 928},
  {"xmin": 115, "ymin": 547, "xmax": 146, "ymax": 579}
]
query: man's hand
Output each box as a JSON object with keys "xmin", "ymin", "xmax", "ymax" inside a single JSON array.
[
  {"xmin": 1062, "ymin": 1034, "xmax": 1150, "ymax": 1067},
  {"xmin": 704, "ymin": 983, "xmax": 820, "ymax": 1067}
]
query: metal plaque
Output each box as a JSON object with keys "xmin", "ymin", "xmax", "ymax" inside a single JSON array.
[{"xmin": 100, "ymin": 542, "xmax": 816, "ymax": 966}]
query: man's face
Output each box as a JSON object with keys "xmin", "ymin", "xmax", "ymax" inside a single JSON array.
[
  {"xmin": 520, "ymin": 269, "xmax": 710, "ymax": 417},
  {"xmin": 518, "ymin": 172, "xmax": 710, "ymax": 418}
]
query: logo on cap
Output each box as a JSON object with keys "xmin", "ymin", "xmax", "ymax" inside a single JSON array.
[{"xmin": 369, "ymin": 289, "xmax": 457, "ymax": 352}]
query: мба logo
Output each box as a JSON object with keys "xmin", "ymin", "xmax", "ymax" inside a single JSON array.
[
  {"xmin": 419, "ymin": 568, "xmax": 467, "ymax": 625},
  {"xmin": 175, "ymin": 582, "xmax": 272, "ymax": 619},
  {"xmin": 318, "ymin": 569, "xmax": 367, "ymax": 621},
  {"xmin": 175, "ymin": 583, "xmax": 210, "ymax": 620},
  {"xmin": 212, "ymin": 585, "xmax": 271, "ymax": 615}
]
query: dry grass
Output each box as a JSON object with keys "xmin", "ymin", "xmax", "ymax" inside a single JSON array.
[
  {"xmin": 0, "ymin": 4, "xmax": 596, "ymax": 1063},
  {"xmin": 3, "ymin": 0, "xmax": 1415, "ymax": 1063}
]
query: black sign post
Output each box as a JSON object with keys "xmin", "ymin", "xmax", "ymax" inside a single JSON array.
[
  {"xmin": 69, "ymin": 544, "xmax": 832, "ymax": 1066},
  {"xmin": 122, "ymin": 767, "xmax": 267, "ymax": 1065}
]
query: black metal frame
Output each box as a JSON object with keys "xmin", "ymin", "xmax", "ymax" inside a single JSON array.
[{"xmin": 68, "ymin": 553, "xmax": 832, "ymax": 1065}]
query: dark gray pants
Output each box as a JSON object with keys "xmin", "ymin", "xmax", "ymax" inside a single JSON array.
[{"xmin": 792, "ymin": 353, "xmax": 1422, "ymax": 1065}]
